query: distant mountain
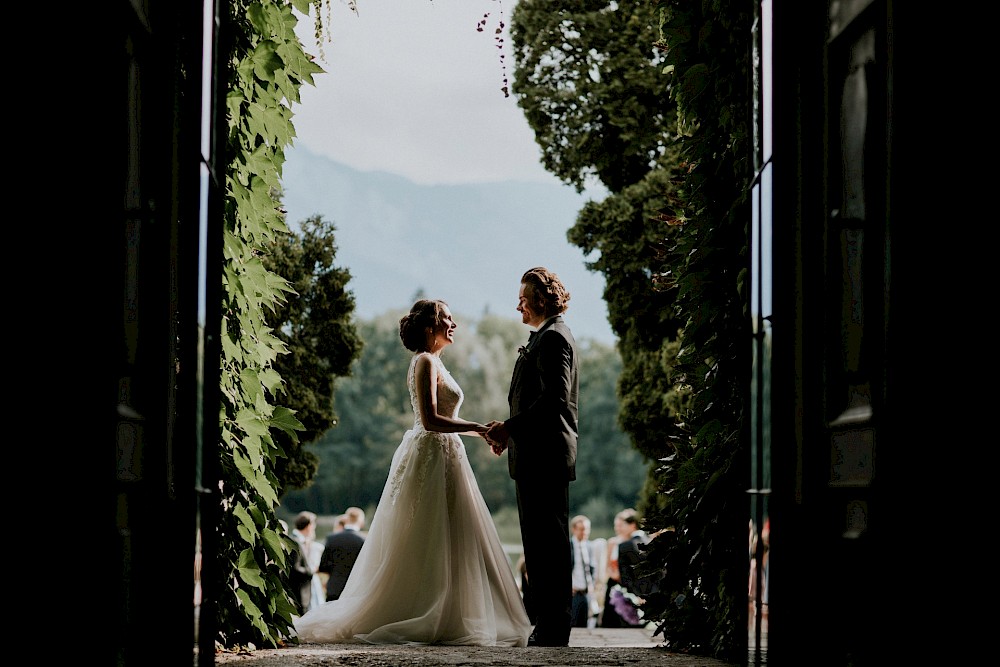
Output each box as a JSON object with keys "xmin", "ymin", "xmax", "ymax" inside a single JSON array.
[{"xmin": 280, "ymin": 145, "xmax": 616, "ymax": 345}]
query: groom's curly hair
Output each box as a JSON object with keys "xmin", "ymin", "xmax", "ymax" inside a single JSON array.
[{"xmin": 521, "ymin": 267, "xmax": 571, "ymax": 318}]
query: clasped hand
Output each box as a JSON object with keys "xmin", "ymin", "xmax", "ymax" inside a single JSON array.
[{"xmin": 483, "ymin": 420, "xmax": 508, "ymax": 456}]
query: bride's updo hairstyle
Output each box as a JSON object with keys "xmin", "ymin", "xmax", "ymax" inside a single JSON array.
[
  {"xmin": 521, "ymin": 267, "xmax": 571, "ymax": 318},
  {"xmin": 399, "ymin": 299, "xmax": 449, "ymax": 353}
]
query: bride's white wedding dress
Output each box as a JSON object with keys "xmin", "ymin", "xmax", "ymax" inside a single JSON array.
[{"xmin": 293, "ymin": 353, "xmax": 531, "ymax": 646}]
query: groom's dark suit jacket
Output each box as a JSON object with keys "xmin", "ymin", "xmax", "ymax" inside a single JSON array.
[
  {"xmin": 505, "ymin": 316, "xmax": 579, "ymax": 481},
  {"xmin": 504, "ymin": 315, "xmax": 579, "ymax": 643}
]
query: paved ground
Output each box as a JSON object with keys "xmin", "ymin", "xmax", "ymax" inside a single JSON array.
[{"xmin": 203, "ymin": 627, "xmax": 740, "ymax": 666}]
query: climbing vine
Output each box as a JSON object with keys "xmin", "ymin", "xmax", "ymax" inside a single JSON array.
[
  {"xmin": 635, "ymin": 1, "xmax": 753, "ymax": 660},
  {"xmin": 215, "ymin": 0, "xmax": 328, "ymax": 650}
]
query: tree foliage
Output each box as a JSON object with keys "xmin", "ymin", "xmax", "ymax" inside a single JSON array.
[
  {"xmin": 510, "ymin": 0, "xmax": 672, "ymax": 194},
  {"xmin": 570, "ymin": 168, "xmax": 689, "ymax": 463},
  {"xmin": 569, "ymin": 339, "xmax": 651, "ymax": 520},
  {"xmin": 260, "ymin": 215, "xmax": 363, "ymax": 496}
]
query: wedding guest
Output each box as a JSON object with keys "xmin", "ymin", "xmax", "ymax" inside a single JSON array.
[
  {"xmin": 344, "ymin": 506, "xmax": 367, "ymax": 536},
  {"xmin": 600, "ymin": 508, "xmax": 639, "ymax": 627},
  {"xmin": 617, "ymin": 512, "xmax": 652, "ymax": 597},
  {"xmin": 570, "ymin": 515, "xmax": 597, "ymax": 628},
  {"xmin": 607, "ymin": 509, "xmax": 651, "ymax": 627},
  {"xmin": 588, "ymin": 535, "xmax": 607, "ymax": 628},
  {"xmin": 748, "ymin": 518, "xmax": 759, "ymax": 631},
  {"xmin": 760, "ymin": 517, "xmax": 770, "ymax": 632},
  {"xmin": 291, "ymin": 511, "xmax": 326, "ymax": 612},
  {"xmin": 318, "ymin": 507, "xmax": 366, "ymax": 601},
  {"xmin": 193, "ymin": 530, "xmax": 202, "ymax": 609}
]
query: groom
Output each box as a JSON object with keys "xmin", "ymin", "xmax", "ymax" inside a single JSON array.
[{"xmin": 487, "ymin": 267, "xmax": 579, "ymax": 647}]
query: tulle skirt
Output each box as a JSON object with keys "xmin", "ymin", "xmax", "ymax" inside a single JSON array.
[{"xmin": 293, "ymin": 428, "xmax": 531, "ymax": 646}]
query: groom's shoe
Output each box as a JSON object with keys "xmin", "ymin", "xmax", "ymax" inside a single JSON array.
[{"xmin": 527, "ymin": 632, "xmax": 569, "ymax": 647}]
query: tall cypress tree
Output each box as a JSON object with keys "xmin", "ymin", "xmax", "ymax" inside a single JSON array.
[{"xmin": 262, "ymin": 214, "xmax": 363, "ymax": 495}]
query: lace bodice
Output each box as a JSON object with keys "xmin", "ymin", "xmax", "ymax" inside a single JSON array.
[{"xmin": 408, "ymin": 353, "xmax": 464, "ymax": 427}]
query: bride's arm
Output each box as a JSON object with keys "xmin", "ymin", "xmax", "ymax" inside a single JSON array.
[{"xmin": 413, "ymin": 354, "xmax": 489, "ymax": 436}]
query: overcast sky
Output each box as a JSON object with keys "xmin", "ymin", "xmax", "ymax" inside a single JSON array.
[{"xmin": 290, "ymin": 0, "xmax": 556, "ymax": 186}]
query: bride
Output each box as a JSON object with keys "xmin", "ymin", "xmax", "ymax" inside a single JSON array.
[{"xmin": 293, "ymin": 299, "xmax": 532, "ymax": 646}]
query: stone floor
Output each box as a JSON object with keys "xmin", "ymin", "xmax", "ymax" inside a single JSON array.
[{"xmin": 202, "ymin": 627, "xmax": 740, "ymax": 667}]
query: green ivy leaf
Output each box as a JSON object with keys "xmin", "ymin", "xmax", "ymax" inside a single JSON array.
[
  {"xmin": 251, "ymin": 40, "xmax": 284, "ymax": 83},
  {"xmin": 236, "ymin": 585, "xmax": 263, "ymax": 613},
  {"xmin": 252, "ymin": 472, "xmax": 279, "ymax": 505},
  {"xmin": 243, "ymin": 434, "xmax": 264, "ymax": 468},
  {"xmin": 270, "ymin": 406, "xmax": 304, "ymax": 437},
  {"xmin": 258, "ymin": 367, "xmax": 283, "ymax": 393},
  {"xmin": 232, "ymin": 503, "xmax": 257, "ymax": 539},
  {"xmin": 232, "ymin": 447, "xmax": 257, "ymax": 480},
  {"xmin": 239, "ymin": 258, "xmax": 273, "ymax": 301},
  {"xmin": 262, "ymin": 526, "xmax": 286, "ymax": 564},
  {"xmin": 273, "ymin": 590, "xmax": 299, "ymax": 623},
  {"xmin": 236, "ymin": 408, "xmax": 270, "ymax": 438},
  {"xmin": 238, "ymin": 563, "xmax": 266, "ymax": 590}
]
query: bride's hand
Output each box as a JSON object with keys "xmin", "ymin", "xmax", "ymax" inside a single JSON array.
[
  {"xmin": 477, "ymin": 424, "xmax": 499, "ymax": 451},
  {"xmin": 485, "ymin": 421, "xmax": 508, "ymax": 456},
  {"xmin": 463, "ymin": 423, "xmax": 491, "ymax": 439},
  {"xmin": 458, "ymin": 424, "xmax": 490, "ymax": 439}
]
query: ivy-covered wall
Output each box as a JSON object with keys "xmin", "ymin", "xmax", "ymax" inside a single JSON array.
[
  {"xmin": 212, "ymin": 0, "xmax": 324, "ymax": 649},
  {"xmin": 636, "ymin": 2, "xmax": 753, "ymax": 661}
]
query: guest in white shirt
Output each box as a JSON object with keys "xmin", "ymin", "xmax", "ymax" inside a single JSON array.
[
  {"xmin": 569, "ymin": 515, "xmax": 597, "ymax": 628},
  {"xmin": 291, "ymin": 511, "xmax": 327, "ymax": 612}
]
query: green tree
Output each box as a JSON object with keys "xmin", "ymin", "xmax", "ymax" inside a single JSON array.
[
  {"xmin": 261, "ymin": 214, "xmax": 363, "ymax": 496},
  {"xmin": 571, "ymin": 339, "xmax": 652, "ymax": 532},
  {"xmin": 570, "ymin": 169, "xmax": 688, "ymax": 461},
  {"xmin": 510, "ymin": 0, "xmax": 671, "ymax": 194}
]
